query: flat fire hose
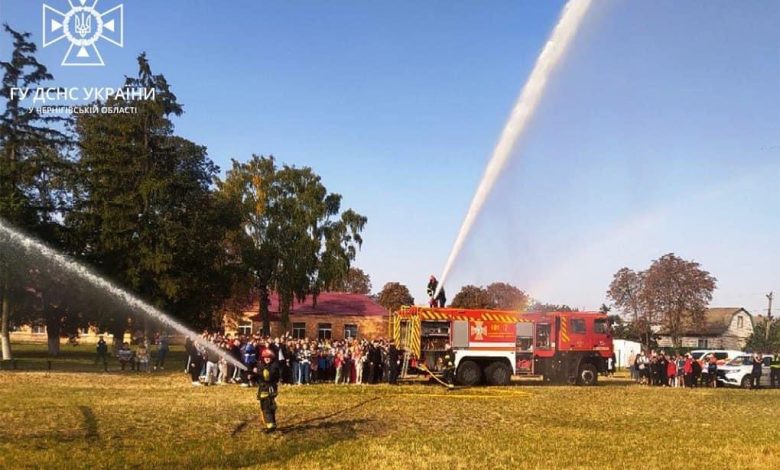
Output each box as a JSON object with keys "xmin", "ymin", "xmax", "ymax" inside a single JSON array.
[{"xmin": 416, "ymin": 363, "xmax": 457, "ymax": 390}]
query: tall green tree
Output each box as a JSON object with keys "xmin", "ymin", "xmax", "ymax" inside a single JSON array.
[
  {"xmin": 0, "ymin": 25, "xmax": 70, "ymax": 360},
  {"xmin": 485, "ymin": 282, "xmax": 529, "ymax": 310},
  {"xmin": 746, "ymin": 320, "xmax": 780, "ymax": 353},
  {"xmin": 68, "ymin": 53, "xmax": 234, "ymax": 343},
  {"xmin": 330, "ymin": 267, "xmax": 372, "ymax": 294},
  {"xmin": 451, "ymin": 285, "xmax": 490, "ymax": 309},
  {"xmin": 377, "ymin": 282, "xmax": 414, "ymax": 312},
  {"xmin": 219, "ymin": 155, "xmax": 366, "ymax": 333}
]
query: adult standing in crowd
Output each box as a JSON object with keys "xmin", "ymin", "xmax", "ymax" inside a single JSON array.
[
  {"xmin": 369, "ymin": 340, "xmax": 383, "ymax": 383},
  {"xmin": 751, "ymin": 352, "xmax": 763, "ymax": 389},
  {"xmin": 205, "ymin": 348, "xmax": 220, "ymax": 386},
  {"xmin": 184, "ymin": 336, "xmax": 194, "ymax": 373},
  {"xmin": 628, "ymin": 352, "xmax": 637, "ymax": 381},
  {"xmin": 155, "ymin": 334, "xmax": 169, "ymax": 370},
  {"xmin": 691, "ymin": 356, "xmax": 702, "ymax": 387},
  {"xmin": 189, "ymin": 347, "xmax": 204, "ymax": 386},
  {"xmin": 706, "ymin": 355, "xmax": 718, "ymax": 388},
  {"xmin": 683, "ymin": 353, "xmax": 694, "ymax": 387},
  {"xmin": 387, "ymin": 340, "xmax": 400, "ymax": 385},
  {"xmin": 666, "ymin": 355, "xmax": 677, "ymax": 387},
  {"xmin": 95, "ymin": 335, "xmax": 108, "ymax": 371}
]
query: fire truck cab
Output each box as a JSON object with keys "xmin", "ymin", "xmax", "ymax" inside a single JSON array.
[{"xmin": 393, "ymin": 306, "xmax": 613, "ymax": 386}]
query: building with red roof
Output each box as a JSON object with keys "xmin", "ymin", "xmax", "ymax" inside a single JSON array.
[{"xmin": 225, "ymin": 292, "xmax": 389, "ymax": 340}]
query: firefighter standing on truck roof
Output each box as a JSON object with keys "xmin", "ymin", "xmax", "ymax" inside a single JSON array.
[
  {"xmin": 255, "ymin": 348, "xmax": 281, "ymax": 433},
  {"xmin": 427, "ymin": 275, "xmax": 447, "ymax": 308}
]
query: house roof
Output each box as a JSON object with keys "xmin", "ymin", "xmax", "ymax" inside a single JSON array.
[
  {"xmin": 245, "ymin": 292, "xmax": 387, "ymax": 322},
  {"xmin": 658, "ymin": 307, "xmax": 752, "ymax": 337}
]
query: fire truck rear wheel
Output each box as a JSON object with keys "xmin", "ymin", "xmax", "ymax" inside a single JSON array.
[
  {"xmin": 579, "ymin": 363, "xmax": 598, "ymax": 386},
  {"xmin": 485, "ymin": 362, "xmax": 512, "ymax": 386},
  {"xmin": 456, "ymin": 360, "xmax": 482, "ymax": 386}
]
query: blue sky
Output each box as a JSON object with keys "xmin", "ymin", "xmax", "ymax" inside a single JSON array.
[{"xmin": 1, "ymin": 0, "xmax": 778, "ymax": 315}]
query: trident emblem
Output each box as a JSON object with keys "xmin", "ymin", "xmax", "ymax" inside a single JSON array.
[{"xmin": 74, "ymin": 12, "xmax": 92, "ymax": 38}]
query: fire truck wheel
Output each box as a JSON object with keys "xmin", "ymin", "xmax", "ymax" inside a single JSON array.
[
  {"xmin": 456, "ymin": 360, "xmax": 482, "ymax": 386},
  {"xmin": 485, "ymin": 362, "xmax": 512, "ymax": 386},
  {"xmin": 578, "ymin": 363, "xmax": 598, "ymax": 386}
]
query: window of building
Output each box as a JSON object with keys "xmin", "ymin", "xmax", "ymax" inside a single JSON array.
[
  {"xmin": 737, "ymin": 316, "xmax": 744, "ymax": 328},
  {"xmin": 571, "ymin": 319, "xmax": 586, "ymax": 334},
  {"xmin": 31, "ymin": 324, "xmax": 46, "ymax": 335},
  {"xmin": 237, "ymin": 321, "xmax": 252, "ymax": 337},
  {"xmin": 318, "ymin": 323, "xmax": 332, "ymax": 340},
  {"xmin": 594, "ymin": 318, "xmax": 608, "ymax": 334},
  {"xmin": 292, "ymin": 322, "xmax": 306, "ymax": 339},
  {"xmin": 697, "ymin": 338, "xmax": 709, "ymax": 348},
  {"xmin": 344, "ymin": 324, "xmax": 358, "ymax": 339}
]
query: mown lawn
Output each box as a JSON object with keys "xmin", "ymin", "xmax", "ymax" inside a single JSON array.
[{"xmin": 1, "ymin": 347, "xmax": 779, "ymax": 469}]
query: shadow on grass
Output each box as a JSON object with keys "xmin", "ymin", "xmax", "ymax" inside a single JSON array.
[
  {"xmin": 78, "ymin": 406, "xmax": 99, "ymax": 441},
  {"xmin": 218, "ymin": 417, "xmax": 374, "ymax": 468},
  {"xmin": 231, "ymin": 396, "xmax": 380, "ymax": 437}
]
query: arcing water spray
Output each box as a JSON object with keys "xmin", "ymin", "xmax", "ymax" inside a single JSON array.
[
  {"xmin": 436, "ymin": 0, "xmax": 593, "ymax": 297},
  {"xmin": 0, "ymin": 218, "xmax": 247, "ymax": 371}
]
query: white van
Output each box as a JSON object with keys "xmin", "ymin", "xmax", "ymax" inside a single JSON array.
[
  {"xmin": 690, "ymin": 350, "xmax": 743, "ymax": 384},
  {"xmin": 690, "ymin": 349, "xmax": 743, "ymax": 364}
]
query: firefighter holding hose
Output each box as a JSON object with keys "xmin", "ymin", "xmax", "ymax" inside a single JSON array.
[
  {"xmin": 427, "ymin": 275, "xmax": 447, "ymax": 308},
  {"xmin": 255, "ymin": 348, "xmax": 281, "ymax": 433}
]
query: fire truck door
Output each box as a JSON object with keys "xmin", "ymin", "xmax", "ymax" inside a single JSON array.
[
  {"xmin": 535, "ymin": 323, "xmax": 553, "ymax": 357},
  {"xmin": 515, "ymin": 322, "xmax": 534, "ymax": 374}
]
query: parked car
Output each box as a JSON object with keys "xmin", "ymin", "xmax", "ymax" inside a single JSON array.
[
  {"xmin": 716, "ymin": 355, "xmax": 772, "ymax": 388},
  {"xmin": 690, "ymin": 350, "xmax": 742, "ymax": 385}
]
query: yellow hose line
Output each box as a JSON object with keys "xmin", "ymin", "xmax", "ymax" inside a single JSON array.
[{"xmin": 398, "ymin": 393, "xmax": 529, "ymax": 399}]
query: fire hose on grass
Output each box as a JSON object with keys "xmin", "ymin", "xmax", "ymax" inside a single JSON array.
[{"xmin": 416, "ymin": 363, "xmax": 458, "ymax": 390}]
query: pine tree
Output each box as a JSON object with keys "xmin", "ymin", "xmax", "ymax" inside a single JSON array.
[
  {"xmin": 68, "ymin": 53, "xmax": 233, "ymax": 343},
  {"xmin": 0, "ymin": 24, "xmax": 69, "ymax": 360}
]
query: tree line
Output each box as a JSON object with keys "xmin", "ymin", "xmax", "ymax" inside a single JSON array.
[{"xmin": 0, "ymin": 25, "xmax": 366, "ymax": 359}]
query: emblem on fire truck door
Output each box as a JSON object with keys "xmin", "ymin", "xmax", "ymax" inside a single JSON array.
[{"xmin": 470, "ymin": 321, "xmax": 486, "ymax": 341}]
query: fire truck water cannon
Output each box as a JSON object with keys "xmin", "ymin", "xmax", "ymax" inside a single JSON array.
[{"xmin": 392, "ymin": 306, "xmax": 613, "ymax": 386}]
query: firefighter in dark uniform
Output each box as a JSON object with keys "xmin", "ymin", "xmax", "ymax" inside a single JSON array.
[
  {"xmin": 427, "ymin": 275, "xmax": 447, "ymax": 308},
  {"xmin": 255, "ymin": 348, "xmax": 281, "ymax": 433},
  {"xmin": 442, "ymin": 344, "xmax": 455, "ymax": 385},
  {"xmin": 770, "ymin": 353, "xmax": 780, "ymax": 389}
]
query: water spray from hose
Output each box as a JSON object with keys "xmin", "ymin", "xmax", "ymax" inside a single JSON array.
[
  {"xmin": 436, "ymin": 0, "xmax": 593, "ymax": 298},
  {"xmin": 0, "ymin": 218, "xmax": 247, "ymax": 371}
]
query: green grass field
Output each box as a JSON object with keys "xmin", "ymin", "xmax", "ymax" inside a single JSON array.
[{"xmin": 1, "ymin": 344, "xmax": 779, "ymax": 469}]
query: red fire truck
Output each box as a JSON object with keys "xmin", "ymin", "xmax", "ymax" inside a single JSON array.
[{"xmin": 392, "ymin": 306, "xmax": 613, "ymax": 386}]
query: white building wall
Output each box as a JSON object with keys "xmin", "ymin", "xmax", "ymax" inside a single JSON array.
[{"xmin": 613, "ymin": 339, "xmax": 642, "ymax": 368}]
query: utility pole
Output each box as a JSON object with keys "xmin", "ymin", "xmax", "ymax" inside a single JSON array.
[{"xmin": 766, "ymin": 291, "xmax": 774, "ymax": 342}]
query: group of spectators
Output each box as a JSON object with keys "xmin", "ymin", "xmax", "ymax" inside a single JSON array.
[
  {"xmin": 185, "ymin": 331, "xmax": 403, "ymax": 387},
  {"xmin": 628, "ymin": 350, "xmax": 772, "ymax": 389},
  {"xmin": 94, "ymin": 333, "xmax": 170, "ymax": 372}
]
